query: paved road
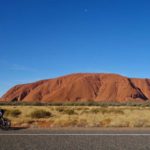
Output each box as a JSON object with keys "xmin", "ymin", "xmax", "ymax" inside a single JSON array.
[{"xmin": 1, "ymin": 128, "xmax": 150, "ymax": 150}]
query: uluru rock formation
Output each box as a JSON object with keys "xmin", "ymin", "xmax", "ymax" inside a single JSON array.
[{"xmin": 1, "ymin": 73, "xmax": 150, "ymax": 102}]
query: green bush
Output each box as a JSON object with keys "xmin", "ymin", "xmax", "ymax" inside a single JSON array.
[{"xmin": 30, "ymin": 110, "xmax": 52, "ymax": 118}]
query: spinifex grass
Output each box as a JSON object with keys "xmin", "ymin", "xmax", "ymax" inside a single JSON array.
[{"xmin": 1, "ymin": 106, "xmax": 150, "ymax": 128}]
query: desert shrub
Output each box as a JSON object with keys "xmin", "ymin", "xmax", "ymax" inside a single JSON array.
[
  {"xmin": 55, "ymin": 107, "xmax": 76, "ymax": 115},
  {"xmin": 90, "ymin": 108, "xmax": 100, "ymax": 113},
  {"xmin": 30, "ymin": 110, "xmax": 52, "ymax": 118},
  {"xmin": 1, "ymin": 101, "xmax": 150, "ymax": 106},
  {"xmin": 55, "ymin": 107, "xmax": 65, "ymax": 112},
  {"xmin": 89, "ymin": 108, "xmax": 107, "ymax": 114},
  {"xmin": 5, "ymin": 109, "xmax": 21, "ymax": 117},
  {"xmin": 80, "ymin": 110, "xmax": 90, "ymax": 114},
  {"xmin": 3, "ymin": 109, "xmax": 10, "ymax": 117},
  {"xmin": 107, "ymin": 109, "xmax": 124, "ymax": 114},
  {"xmin": 63, "ymin": 109, "xmax": 76, "ymax": 115},
  {"xmin": 76, "ymin": 107, "xmax": 89, "ymax": 111},
  {"xmin": 89, "ymin": 108, "xmax": 124, "ymax": 114}
]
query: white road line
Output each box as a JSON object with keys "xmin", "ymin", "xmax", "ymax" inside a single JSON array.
[{"xmin": 0, "ymin": 134, "xmax": 150, "ymax": 136}]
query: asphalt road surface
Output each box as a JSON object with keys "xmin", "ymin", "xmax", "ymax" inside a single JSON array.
[{"xmin": 1, "ymin": 128, "xmax": 150, "ymax": 150}]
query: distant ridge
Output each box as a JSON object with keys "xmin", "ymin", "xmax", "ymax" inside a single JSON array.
[{"xmin": 1, "ymin": 73, "xmax": 150, "ymax": 102}]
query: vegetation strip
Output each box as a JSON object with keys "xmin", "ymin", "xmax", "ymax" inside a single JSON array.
[
  {"xmin": 1, "ymin": 106, "xmax": 150, "ymax": 128},
  {"xmin": 1, "ymin": 101, "xmax": 150, "ymax": 107}
]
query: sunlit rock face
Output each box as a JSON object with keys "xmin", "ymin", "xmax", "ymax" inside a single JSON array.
[{"xmin": 1, "ymin": 73, "xmax": 150, "ymax": 102}]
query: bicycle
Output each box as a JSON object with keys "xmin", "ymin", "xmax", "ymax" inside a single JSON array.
[{"xmin": 0, "ymin": 117, "xmax": 11, "ymax": 130}]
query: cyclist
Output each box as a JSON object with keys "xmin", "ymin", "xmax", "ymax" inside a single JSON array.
[
  {"xmin": 0, "ymin": 109, "xmax": 3, "ymax": 116},
  {"xmin": 0, "ymin": 109, "xmax": 5, "ymax": 120},
  {"xmin": 0, "ymin": 109, "xmax": 10, "ymax": 129}
]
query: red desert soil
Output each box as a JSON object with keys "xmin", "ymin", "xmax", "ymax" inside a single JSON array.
[{"xmin": 1, "ymin": 73, "xmax": 150, "ymax": 102}]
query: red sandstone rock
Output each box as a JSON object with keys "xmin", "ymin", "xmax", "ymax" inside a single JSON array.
[{"xmin": 1, "ymin": 73, "xmax": 150, "ymax": 102}]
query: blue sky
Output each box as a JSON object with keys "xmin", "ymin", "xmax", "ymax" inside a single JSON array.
[{"xmin": 0, "ymin": 0, "xmax": 150, "ymax": 96}]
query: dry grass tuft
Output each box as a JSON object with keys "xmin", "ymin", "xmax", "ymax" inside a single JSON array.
[
  {"xmin": 5, "ymin": 109, "xmax": 21, "ymax": 117},
  {"xmin": 30, "ymin": 110, "xmax": 52, "ymax": 118}
]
